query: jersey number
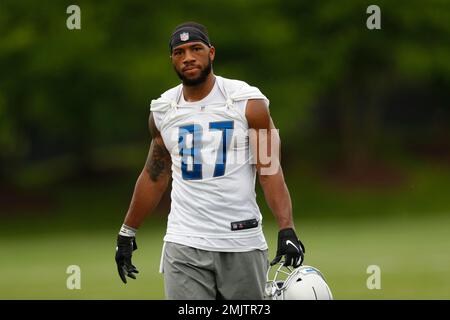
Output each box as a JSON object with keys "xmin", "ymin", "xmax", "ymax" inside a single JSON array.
[{"xmin": 178, "ymin": 121, "xmax": 234, "ymax": 180}]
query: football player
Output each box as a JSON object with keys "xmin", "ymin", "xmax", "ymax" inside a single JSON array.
[{"xmin": 115, "ymin": 21, "xmax": 305, "ymax": 299}]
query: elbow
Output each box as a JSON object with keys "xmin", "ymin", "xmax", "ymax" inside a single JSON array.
[
  {"xmin": 258, "ymin": 167, "xmax": 285, "ymax": 188},
  {"xmin": 258, "ymin": 172, "xmax": 272, "ymax": 187},
  {"xmin": 154, "ymin": 176, "xmax": 170, "ymax": 193},
  {"xmin": 140, "ymin": 168, "xmax": 170, "ymax": 192}
]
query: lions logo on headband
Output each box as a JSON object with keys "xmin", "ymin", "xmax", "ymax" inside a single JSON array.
[{"xmin": 180, "ymin": 32, "xmax": 189, "ymax": 41}]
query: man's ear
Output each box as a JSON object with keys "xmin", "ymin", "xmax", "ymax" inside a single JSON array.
[{"xmin": 209, "ymin": 46, "xmax": 215, "ymax": 61}]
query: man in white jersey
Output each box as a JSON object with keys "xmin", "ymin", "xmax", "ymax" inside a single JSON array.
[{"xmin": 115, "ymin": 22, "xmax": 305, "ymax": 299}]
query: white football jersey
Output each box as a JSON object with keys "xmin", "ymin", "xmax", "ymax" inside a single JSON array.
[{"xmin": 150, "ymin": 76, "xmax": 269, "ymax": 255}]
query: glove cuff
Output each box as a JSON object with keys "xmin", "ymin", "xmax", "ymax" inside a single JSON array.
[
  {"xmin": 278, "ymin": 227, "xmax": 297, "ymax": 238},
  {"xmin": 117, "ymin": 234, "xmax": 134, "ymax": 245}
]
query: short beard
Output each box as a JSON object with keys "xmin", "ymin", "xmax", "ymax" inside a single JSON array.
[{"xmin": 175, "ymin": 58, "xmax": 212, "ymax": 87}]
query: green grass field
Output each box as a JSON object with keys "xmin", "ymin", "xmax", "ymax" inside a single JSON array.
[
  {"xmin": 1, "ymin": 161, "xmax": 449, "ymax": 299},
  {"xmin": 1, "ymin": 214, "xmax": 449, "ymax": 299}
]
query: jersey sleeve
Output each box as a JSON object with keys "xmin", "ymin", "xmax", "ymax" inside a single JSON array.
[{"xmin": 151, "ymin": 109, "xmax": 164, "ymax": 132}]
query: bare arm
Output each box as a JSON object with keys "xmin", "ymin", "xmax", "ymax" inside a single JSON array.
[
  {"xmin": 246, "ymin": 99, "xmax": 295, "ymax": 231},
  {"xmin": 122, "ymin": 113, "xmax": 171, "ymax": 229}
]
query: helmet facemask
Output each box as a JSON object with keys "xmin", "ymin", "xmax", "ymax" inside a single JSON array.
[{"xmin": 265, "ymin": 262, "xmax": 333, "ymax": 300}]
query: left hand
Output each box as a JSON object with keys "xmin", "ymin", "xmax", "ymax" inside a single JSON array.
[
  {"xmin": 115, "ymin": 234, "xmax": 139, "ymax": 284},
  {"xmin": 270, "ymin": 228, "xmax": 305, "ymax": 268}
]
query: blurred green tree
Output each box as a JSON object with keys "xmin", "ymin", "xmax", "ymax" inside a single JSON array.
[{"xmin": 0, "ymin": 0, "xmax": 449, "ymax": 186}]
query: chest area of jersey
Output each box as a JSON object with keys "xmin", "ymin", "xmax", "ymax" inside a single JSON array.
[{"xmin": 161, "ymin": 111, "xmax": 249, "ymax": 180}]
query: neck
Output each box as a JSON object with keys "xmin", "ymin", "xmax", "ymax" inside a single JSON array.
[{"xmin": 182, "ymin": 73, "xmax": 216, "ymax": 102}]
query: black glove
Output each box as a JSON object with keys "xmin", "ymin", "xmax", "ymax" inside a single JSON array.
[
  {"xmin": 115, "ymin": 234, "xmax": 139, "ymax": 284},
  {"xmin": 270, "ymin": 228, "xmax": 305, "ymax": 268}
]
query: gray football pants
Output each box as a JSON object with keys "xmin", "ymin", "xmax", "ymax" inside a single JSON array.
[{"xmin": 163, "ymin": 242, "xmax": 269, "ymax": 300}]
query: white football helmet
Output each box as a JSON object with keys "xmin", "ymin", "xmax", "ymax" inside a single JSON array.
[{"xmin": 265, "ymin": 263, "xmax": 333, "ymax": 300}]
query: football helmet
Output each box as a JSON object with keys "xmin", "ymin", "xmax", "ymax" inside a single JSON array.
[{"xmin": 265, "ymin": 262, "xmax": 333, "ymax": 300}]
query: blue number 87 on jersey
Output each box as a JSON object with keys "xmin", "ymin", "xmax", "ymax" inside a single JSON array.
[{"xmin": 178, "ymin": 121, "xmax": 234, "ymax": 180}]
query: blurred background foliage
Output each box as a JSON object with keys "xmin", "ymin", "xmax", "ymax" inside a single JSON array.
[{"xmin": 0, "ymin": 0, "xmax": 450, "ymax": 299}]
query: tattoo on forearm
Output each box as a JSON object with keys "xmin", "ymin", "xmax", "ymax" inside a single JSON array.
[{"xmin": 145, "ymin": 140, "xmax": 171, "ymax": 182}]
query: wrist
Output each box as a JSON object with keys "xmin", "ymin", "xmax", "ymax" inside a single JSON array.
[
  {"xmin": 119, "ymin": 224, "xmax": 137, "ymax": 237},
  {"xmin": 278, "ymin": 221, "xmax": 295, "ymax": 230}
]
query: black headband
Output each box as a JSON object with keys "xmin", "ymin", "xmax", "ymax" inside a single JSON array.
[{"xmin": 169, "ymin": 26, "xmax": 211, "ymax": 52}]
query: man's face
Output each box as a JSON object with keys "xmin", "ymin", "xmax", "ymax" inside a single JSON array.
[{"xmin": 171, "ymin": 42, "xmax": 215, "ymax": 86}]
